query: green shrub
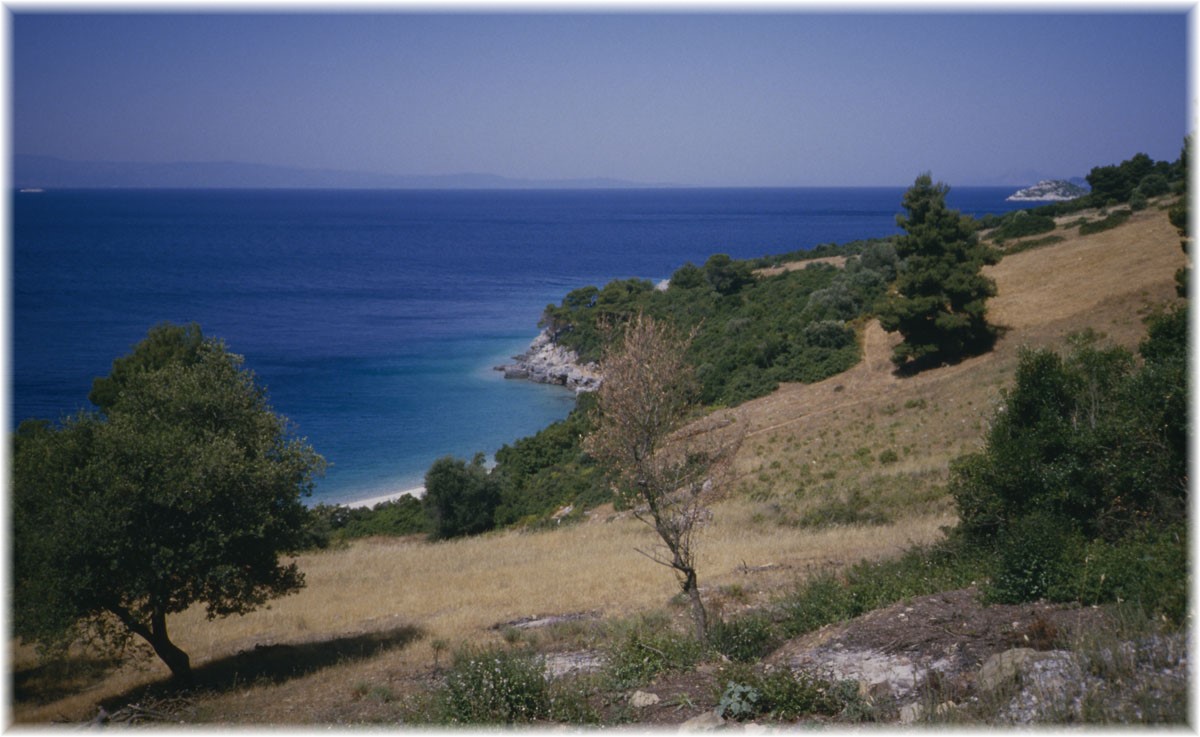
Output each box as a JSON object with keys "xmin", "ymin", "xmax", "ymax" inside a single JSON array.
[
  {"xmin": 779, "ymin": 544, "xmax": 984, "ymax": 638},
  {"xmin": 603, "ymin": 617, "xmax": 703, "ymax": 688},
  {"xmin": 757, "ymin": 669, "xmax": 862, "ymax": 720},
  {"xmin": 1072, "ymin": 525, "xmax": 1188, "ymax": 622},
  {"xmin": 439, "ymin": 646, "xmax": 549, "ymax": 724},
  {"xmin": 709, "ymin": 613, "xmax": 779, "ymax": 662},
  {"xmin": 798, "ymin": 489, "xmax": 891, "ymax": 529},
  {"xmin": 984, "ymin": 511, "xmax": 1083, "ymax": 604},
  {"xmin": 541, "ymin": 248, "xmax": 872, "ymax": 409},
  {"xmin": 989, "ymin": 211, "xmax": 1057, "ymax": 242},
  {"xmin": 950, "ymin": 314, "xmax": 1188, "ymax": 612},
  {"xmin": 1078, "ymin": 209, "xmax": 1132, "ymax": 235},
  {"xmin": 546, "ymin": 678, "xmax": 602, "ymax": 724},
  {"xmin": 717, "ymin": 681, "xmax": 762, "ymax": 720},
  {"xmin": 952, "ymin": 323, "xmax": 1187, "ymax": 547},
  {"xmin": 778, "ymin": 572, "xmax": 856, "ymax": 637},
  {"xmin": 802, "ymin": 319, "xmax": 855, "ymax": 349},
  {"xmin": 1137, "ymin": 172, "xmax": 1171, "ymax": 197},
  {"xmin": 717, "ymin": 665, "xmax": 864, "ymax": 721},
  {"xmin": 307, "ymin": 496, "xmax": 428, "ymax": 545}
]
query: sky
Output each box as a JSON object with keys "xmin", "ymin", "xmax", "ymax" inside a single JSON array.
[{"xmin": 9, "ymin": 7, "xmax": 1193, "ymax": 187}]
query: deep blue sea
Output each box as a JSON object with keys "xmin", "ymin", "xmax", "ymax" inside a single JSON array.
[{"xmin": 12, "ymin": 187, "xmax": 1029, "ymax": 505}]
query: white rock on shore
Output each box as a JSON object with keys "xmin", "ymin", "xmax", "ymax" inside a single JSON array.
[
  {"xmin": 494, "ymin": 330, "xmax": 601, "ymax": 393},
  {"xmin": 1006, "ymin": 179, "xmax": 1088, "ymax": 202}
]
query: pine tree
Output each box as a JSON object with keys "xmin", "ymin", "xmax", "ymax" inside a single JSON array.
[{"xmin": 879, "ymin": 173, "xmax": 1000, "ymax": 371}]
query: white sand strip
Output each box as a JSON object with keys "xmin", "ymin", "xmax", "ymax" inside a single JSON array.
[{"xmin": 340, "ymin": 486, "xmax": 426, "ymax": 509}]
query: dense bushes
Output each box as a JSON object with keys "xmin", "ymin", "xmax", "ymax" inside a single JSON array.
[
  {"xmin": 307, "ymin": 496, "xmax": 427, "ymax": 544},
  {"xmin": 492, "ymin": 393, "xmax": 606, "ymax": 526},
  {"xmin": 541, "ymin": 245, "xmax": 893, "ymax": 407},
  {"xmin": 1086, "ymin": 152, "xmax": 1175, "ymax": 205},
  {"xmin": 948, "ymin": 308, "xmax": 1188, "ymax": 619}
]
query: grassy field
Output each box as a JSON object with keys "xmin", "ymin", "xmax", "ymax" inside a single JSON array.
[{"xmin": 9, "ymin": 198, "xmax": 1187, "ymax": 725}]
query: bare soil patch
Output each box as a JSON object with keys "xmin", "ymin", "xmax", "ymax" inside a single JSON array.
[{"xmin": 754, "ymin": 255, "xmax": 847, "ymax": 277}]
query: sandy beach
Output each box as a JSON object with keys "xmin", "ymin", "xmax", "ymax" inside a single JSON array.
[{"xmin": 340, "ymin": 485, "xmax": 426, "ymax": 509}]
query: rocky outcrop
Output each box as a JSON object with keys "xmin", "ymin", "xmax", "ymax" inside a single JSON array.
[
  {"xmin": 495, "ymin": 330, "xmax": 601, "ymax": 393},
  {"xmin": 766, "ymin": 588, "xmax": 1187, "ymax": 725}
]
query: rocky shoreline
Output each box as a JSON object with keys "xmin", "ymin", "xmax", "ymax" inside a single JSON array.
[{"xmin": 494, "ymin": 330, "xmax": 601, "ymax": 393}]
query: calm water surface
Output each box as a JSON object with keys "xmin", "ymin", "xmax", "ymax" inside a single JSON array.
[{"xmin": 12, "ymin": 187, "xmax": 1027, "ymax": 504}]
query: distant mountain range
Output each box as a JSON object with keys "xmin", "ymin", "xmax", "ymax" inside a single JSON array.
[{"xmin": 12, "ymin": 155, "xmax": 666, "ymax": 190}]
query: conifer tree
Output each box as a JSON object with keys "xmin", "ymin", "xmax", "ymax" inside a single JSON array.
[{"xmin": 879, "ymin": 173, "xmax": 1000, "ymax": 371}]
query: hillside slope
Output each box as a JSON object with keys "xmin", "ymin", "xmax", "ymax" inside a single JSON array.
[
  {"xmin": 11, "ymin": 201, "xmax": 1187, "ymax": 725},
  {"xmin": 714, "ymin": 201, "xmax": 1185, "ymax": 516}
]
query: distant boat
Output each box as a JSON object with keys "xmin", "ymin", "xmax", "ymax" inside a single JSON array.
[{"xmin": 18, "ymin": 188, "xmax": 45, "ymax": 193}]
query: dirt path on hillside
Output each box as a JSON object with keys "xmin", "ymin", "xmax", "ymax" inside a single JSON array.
[
  {"xmin": 718, "ymin": 204, "xmax": 1187, "ymax": 457},
  {"xmin": 736, "ymin": 321, "xmax": 898, "ymax": 442}
]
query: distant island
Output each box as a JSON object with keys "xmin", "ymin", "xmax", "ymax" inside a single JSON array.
[
  {"xmin": 1006, "ymin": 179, "xmax": 1089, "ymax": 202},
  {"xmin": 11, "ymin": 154, "xmax": 670, "ymax": 190}
]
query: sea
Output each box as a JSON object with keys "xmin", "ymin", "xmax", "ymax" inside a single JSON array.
[{"xmin": 11, "ymin": 187, "xmax": 1031, "ymax": 505}]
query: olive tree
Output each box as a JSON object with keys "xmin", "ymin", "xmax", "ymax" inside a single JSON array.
[
  {"xmin": 584, "ymin": 313, "xmax": 741, "ymax": 642},
  {"xmin": 12, "ymin": 323, "xmax": 325, "ymax": 684}
]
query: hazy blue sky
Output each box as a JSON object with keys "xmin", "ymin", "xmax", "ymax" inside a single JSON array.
[{"xmin": 11, "ymin": 10, "xmax": 1191, "ymax": 186}]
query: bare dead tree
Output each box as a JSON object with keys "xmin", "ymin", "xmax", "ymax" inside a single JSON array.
[{"xmin": 584, "ymin": 313, "xmax": 742, "ymax": 642}]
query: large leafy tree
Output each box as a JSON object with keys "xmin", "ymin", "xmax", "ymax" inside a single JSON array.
[
  {"xmin": 12, "ymin": 323, "xmax": 324, "ymax": 684},
  {"xmin": 879, "ymin": 173, "xmax": 1000, "ymax": 371}
]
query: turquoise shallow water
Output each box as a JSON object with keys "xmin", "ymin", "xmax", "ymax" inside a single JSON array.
[{"xmin": 12, "ymin": 187, "xmax": 1027, "ymax": 504}]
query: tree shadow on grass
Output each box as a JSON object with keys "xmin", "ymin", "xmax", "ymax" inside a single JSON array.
[
  {"xmin": 892, "ymin": 326, "xmax": 1008, "ymax": 378},
  {"xmin": 13, "ymin": 653, "xmax": 128, "ymax": 706},
  {"xmin": 96, "ymin": 624, "xmax": 423, "ymax": 712}
]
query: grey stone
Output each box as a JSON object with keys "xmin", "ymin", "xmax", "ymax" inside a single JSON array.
[{"xmin": 978, "ymin": 648, "xmax": 1041, "ymax": 692}]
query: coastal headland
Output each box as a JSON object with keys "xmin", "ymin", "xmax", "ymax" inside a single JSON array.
[{"xmin": 493, "ymin": 328, "xmax": 601, "ymax": 393}]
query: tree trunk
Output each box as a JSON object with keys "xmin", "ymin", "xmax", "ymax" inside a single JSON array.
[
  {"xmin": 110, "ymin": 604, "xmax": 193, "ymax": 686},
  {"xmin": 147, "ymin": 609, "xmax": 193, "ymax": 686},
  {"xmin": 681, "ymin": 567, "xmax": 708, "ymax": 643}
]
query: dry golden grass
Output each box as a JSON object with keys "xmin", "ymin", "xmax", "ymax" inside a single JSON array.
[
  {"xmin": 10, "ymin": 201, "xmax": 1187, "ymax": 724},
  {"xmin": 716, "ymin": 200, "xmax": 1186, "ymax": 509},
  {"xmin": 754, "ymin": 254, "xmax": 848, "ymax": 277},
  {"xmin": 11, "ymin": 501, "xmax": 952, "ymax": 723}
]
